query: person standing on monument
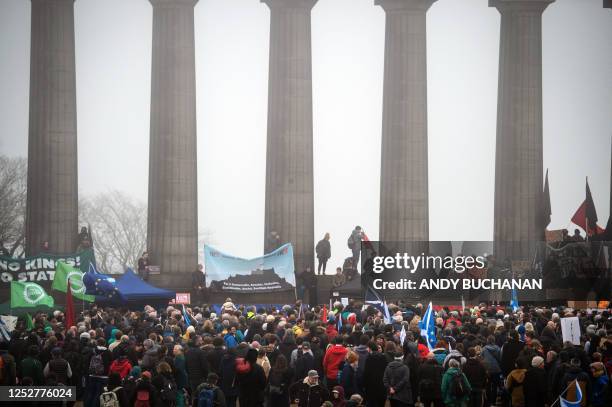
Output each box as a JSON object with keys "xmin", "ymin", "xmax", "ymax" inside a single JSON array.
[
  {"xmin": 315, "ymin": 233, "xmax": 331, "ymax": 275},
  {"xmin": 192, "ymin": 264, "xmax": 206, "ymax": 303},
  {"xmin": 266, "ymin": 231, "xmax": 282, "ymax": 253},
  {"xmin": 138, "ymin": 251, "xmax": 150, "ymax": 281},
  {"xmin": 347, "ymin": 226, "xmax": 363, "ymax": 270}
]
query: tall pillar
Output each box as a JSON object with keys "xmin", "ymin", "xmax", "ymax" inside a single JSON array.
[
  {"xmin": 262, "ymin": 0, "xmax": 317, "ymax": 274},
  {"xmin": 147, "ymin": 0, "xmax": 198, "ymax": 277},
  {"xmin": 491, "ymin": 0, "xmax": 554, "ymax": 261},
  {"xmin": 26, "ymin": 0, "xmax": 78, "ymax": 256},
  {"xmin": 376, "ymin": 0, "xmax": 435, "ymax": 247}
]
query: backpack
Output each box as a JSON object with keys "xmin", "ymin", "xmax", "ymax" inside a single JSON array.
[
  {"xmin": 134, "ymin": 390, "xmax": 151, "ymax": 407},
  {"xmin": 347, "ymin": 235, "xmax": 355, "ymax": 249},
  {"xmin": 197, "ymin": 388, "xmax": 215, "ymax": 407},
  {"xmin": 450, "ymin": 371, "xmax": 467, "ymax": 399},
  {"xmin": 160, "ymin": 375, "xmax": 178, "ymax": 403},
  {"xmin": 89, "ymin": 353, "xmax": 105, "ymax": 376},
  {"xmin": 235, "ymin": 357, "xmax": 251, "ymax": 374},
  {"xmin": 99, "ymin": 387, "xmax": 121, "ymax": 407}
]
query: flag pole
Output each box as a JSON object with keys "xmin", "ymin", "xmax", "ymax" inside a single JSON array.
[{"xmin": 549, "ymin": 379, "xmax": 578, "ymax": 407}]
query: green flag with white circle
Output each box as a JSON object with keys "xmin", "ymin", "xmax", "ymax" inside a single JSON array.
[
  {"xmin": 11, "ymin": 281, "xmax": 54, "ymax": 308},
  {"xmin": 52, "ymin": 261, "xmax": 95, "ymax": 302}
]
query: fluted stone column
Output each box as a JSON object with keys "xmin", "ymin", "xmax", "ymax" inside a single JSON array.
[
  {"xmin": 147, "ymin": 0, "xmax": 198, "ymax": 277},
  {"xmin": 26, "ymin": 0, "xmax": 78, "ymax": 256},
  {"xmin": 262, "ymin": 0, "xmax": 317, "ymax": 275},
  {"xmin": 377, "ymin": 0, "xmax": 435, "ymax": 248},
  {"xmin": 491, "ymin": 0, "xmax": 554, "ymax": 261}
]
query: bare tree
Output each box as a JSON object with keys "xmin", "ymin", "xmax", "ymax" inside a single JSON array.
[
  {"xmin": 0, "ymin": 156, "xmax": 27, "ymax": 257},
  {"xmin": 79, "ymin": 191, "xmax": 147, "ymax": 274}
]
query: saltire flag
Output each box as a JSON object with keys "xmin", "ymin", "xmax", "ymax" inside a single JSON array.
[
  {"xmin": 399, "ymin": 324, "xmax": 406, "ymax": 346},
  {"xmin": 337, "ymin": 312, "xmax": 343, "ymax": 332},
  {"xmin": 559, "ymin": 380, "xmax": 583, "ymax": 407},
  {"xmin": 383, "ymin": 300, "xmax": 392, "ymax": 325},
  {"xmin": 83, "ymin": 267, "xmax": 125, "ymax": 302},
  {"xmin": 510, "ymin": 288, "xmax": 519, "ymax": 312},
  {"xmin": 418, "ymin": 302, "xmax": 437, "ymax": 351},
  {"xmin": 52, "ymin": 262, "xmax": 95, "ymax": 302},
  {"xmin": 571, "ymin": 178, "xmax": 604, "ymax": 236},
  {"xmin": 0, "ymin": 318, "xmax": 11, "ymax": 341},
  {"xmin": 11, "ymin": 281, "xmax": 54, "ymax": 308},
  {"xmin": 182, "ymin": 304, "xmax": 192, "ymax": 326},
  {"xmin": 65, "ymin": 283, "xmax": 75, "ymax": 328},
  {"xmin": 542, "ymin": 169, "xmax": 551, "ymax": 230}
]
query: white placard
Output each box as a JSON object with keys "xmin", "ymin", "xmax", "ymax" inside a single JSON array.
[
  {"xmin": 561, "ymin": 316, "xmax": 581, "ymax": 346},
  {"xmin": 341, "ymin": 297, "xmax": 349, "ymax": 307}
]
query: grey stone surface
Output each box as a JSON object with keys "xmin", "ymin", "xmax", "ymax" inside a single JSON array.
[
  {"xmin": 490, "ymin": 0, "xmax": 554, "ymax": 260},
  {"xmin": 262, "ymin": 0, "xmax": 317, "ymax": 274},
  {"xmin": 376, "ymin": 0, "xmax": 436, "ymax": 247},
  {"xmin": 146, "ymin": 0, "xmax": 198, "ymax": 275},
  {"xmin": 26, "ymin": 0, "xmax": 79, "ymax": 255}
]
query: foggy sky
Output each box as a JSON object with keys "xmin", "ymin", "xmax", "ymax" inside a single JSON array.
[{"xmin": 0, "ymin": 0, "xmax": 611, "ymax": 272}]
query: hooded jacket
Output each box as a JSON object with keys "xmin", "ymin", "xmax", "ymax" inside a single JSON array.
[
  {"xmin": 292, "ymin": 377, "xmax": 330, "ymax": 407},
  {"xmin": 331, "ymin": 385, "xmax": 346, "ymax": 407},
  {"xmin": 109, "ymin": 357, "xmax": 132, "ymax": 379},
  {"xmin": 383, "ymin": 360, "xmax": 412, "ymax": 404},
  {"xmin": 323, "ymin": 345, "xmax": 348, "ymax": 380},
  {"xmin": 441, "ymin": 367, "xmax": 472, "ymax": 407},
  {"xmin": 506, "ymin": 368, "xmax": 527, "ymax": 407}
]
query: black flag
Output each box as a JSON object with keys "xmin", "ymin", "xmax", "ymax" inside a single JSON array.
[
  {"xmin": 585, "ymin": 178, "xmax": 598, "ymax": 234},
  {"xmin": 542, "ymin": 169, "xmax": 551, "ymax": 230}
]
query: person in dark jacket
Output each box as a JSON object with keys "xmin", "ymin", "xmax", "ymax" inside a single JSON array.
[
  {"xmin": 501, "ymin": 330, "xmax": 525, "ymax": 377},
  {"xmin": 523, "ymin": 356, "xmax": 547, "ymax": 407},
  {"xmin": 419, "ymin": 355, "xmax": 444, "ymax": 407},
  {"xmin": 20, "ymin": 345, "xmax": 44, "ymax": 385},
  {"xmin": 315, "ymin": 233, "xmax": 331, "ymax": 275},
  {"xmin": 340, "ymin": 351, "xmax": 359, "ymax": 399},
  {"xmin": 43, "ymin": 347, "xmax": 72, "ymax": 385},
  {"xmin": 207, "ymin": 336, "xmax": 225, "ymax": 374},
  {"xmin": 363, "ymin": 345, "xmax": 389, "ymax": 407},
  {"xmin": 481, "ymin": 336, "xmax": 502, "ymax": 407},
  {"xmin": 383, "ymin": 351, "xmax": 413, "ymax": 407},
  {"xmin": 291, "ymin": 369, "xmax": 330, "ymax": 407},
  {"xmin": 185, "ymin": 339, "xmax": 210, "ymax": 394},
  {"xmin": 151, "ymin": 362, "xmax": 177, "ymax": 407},
  {"xmin": 101, "ymin": 372, "xmax": 130, "ymax": 407},
  {"xmin": 237, "ymin": 348, "xmax": 267, "ymax": 407},
  {"xmin": 295, "ymin": 342, "xmax": 316, "ymax": 381},
  {"xmin": 219, "ymin": 348, "xmax": 238, "ymax": 407},
  {"xmin": 0, "ymin": 340, "xmax": 17, "ymax": 386},
  {"xmin": 193, "ymin": 372, "xmax": 227, "ymax": 407},
  {"xmin": 463, "ymin": 347, "xmax": 487, "ymax": 407},
  {"xmin": 267, "ymin": 354, "xmax": 292, "ymax": 407}
]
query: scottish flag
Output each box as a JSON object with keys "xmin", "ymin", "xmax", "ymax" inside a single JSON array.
[
  {"xmin": 182, "ymin": 304, "xmax": 192, "ymax": 326},
  {"xmin": 365, "ymin": 286, "xmax": 391, "ymax": 323},
  {"xmin": 510, "ymin": 288, "xmax": 519, "ymax": 312},
  {"xmin": 560, "ymin": 380, "xmax": 582, "ymax": 407},
  {"xmin": 419, "ymin": 302, "xmax": 437, "ymax": 351}
]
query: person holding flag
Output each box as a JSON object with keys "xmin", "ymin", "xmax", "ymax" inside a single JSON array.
[{"xmin": 418, "ymin": 302, "xmax": 437, "ymax": 351}]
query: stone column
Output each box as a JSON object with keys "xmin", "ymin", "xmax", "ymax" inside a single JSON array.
[
  {"xmin": 147, "ymin": 0, "xmax": 198, "ymax": 277},
  {"xmin": 26, "ymin": 0, "xmax": 78, "ymax": 256},
  {"xmin": 491, "ymin": 0, "xmax": 554, "ymax": 261},
  {"xmin": 376, "ymin": 0, "xmax": 436, "ymax": 249},
  {"xmin": 262, "ymin": 0, "xmax": 317, "ymax": 275}
]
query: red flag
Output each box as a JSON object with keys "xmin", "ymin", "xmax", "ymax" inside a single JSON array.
[
  {"xmin": 65, "ymin": 282, "xmax": 75, "ymax": 329},
  {"xmin": 321, "ymin": 305, "xmax": 327, "ymax": 323},
  {"xmin": 571, "ymin": 200, "xmax": 604, "ymax": 236}
]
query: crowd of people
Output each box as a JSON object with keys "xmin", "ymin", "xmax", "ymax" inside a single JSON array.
[{"xmin": 0, "ymin": 299, "xmax": 610, "ymax": 407}]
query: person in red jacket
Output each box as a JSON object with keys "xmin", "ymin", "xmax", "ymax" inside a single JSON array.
[
  {"xmin": 323, "ymin": 337, "xmax": 348, "ymax": 388},
  {"xmin": 108, "ymin": 354, "xmax": 132, "ymax": 380}
]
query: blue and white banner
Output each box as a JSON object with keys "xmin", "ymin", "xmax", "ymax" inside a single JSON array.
[{"xmin": 204, "ymin": 244, "xmax": 296, "ymax": 293}]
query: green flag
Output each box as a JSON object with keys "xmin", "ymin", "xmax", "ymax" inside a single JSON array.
[
  {"xmin": 52, "ymin": 262, "xmax": 95, "ymax": 302},
  {"xmin": 11, "ymin": 281, "xmax": 54, "ymax": 308},
  {"xmin": 25, "ymin": 313, "xmax": 34, "ymax": 330}
]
